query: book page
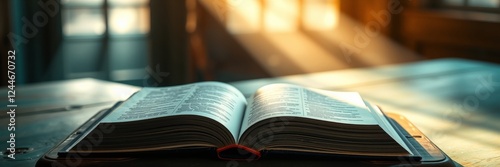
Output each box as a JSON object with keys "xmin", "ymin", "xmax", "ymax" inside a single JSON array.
[
  {"xmin": 101, "ymin": 82, "xmax": 247, "ymax": 140},
  {"xmin": 365, "ymin": 102, "xmax": 413, "ymax": 154},
  {"xmin": 240, "ymin": 84, "xmax": 378, "ymax": 134}
]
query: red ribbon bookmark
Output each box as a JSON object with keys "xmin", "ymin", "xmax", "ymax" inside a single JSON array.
[{"xmin": 216, "ymin": 144, "xmax": 261, "ymax": 160}]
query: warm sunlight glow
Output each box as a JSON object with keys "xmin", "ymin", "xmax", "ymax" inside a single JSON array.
[
  {"xmin": 224, "ymin": 0, "xmax": 339, "ymax": 33},
  {"xmin": 226, "ymin": 0, "xmax": 261, "ymax": 34},
  {"xmin": 263, "ymin": 0, "xmax": 299, "ymax": 32},
  {"xmin": 303, "ymin": 0, "xmax": 340, "ymax": 31},
  {"xmin": 110, "ymin": 7, "xmax": 150, "ymax": 34},
  {"xmin": 110, "ymin": 8, "xmax": 136, "ymax": 34}
]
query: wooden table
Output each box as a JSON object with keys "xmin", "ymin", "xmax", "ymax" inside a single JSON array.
[
  {"xmin": 0, "ymin": 78, "xmax": 140, "ymax": 167},
  {"xmin": 1, "ymin": 58, "xmax": 499, "ymax": 166},
  {"xmin": 231, "ymin": 58, "xmax": 500, "ymax": 167}
]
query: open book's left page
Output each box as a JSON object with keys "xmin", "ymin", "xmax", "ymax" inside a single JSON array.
[{"xmin": 101, "ymin": 82, "xmax": 247, "ymax": 140}]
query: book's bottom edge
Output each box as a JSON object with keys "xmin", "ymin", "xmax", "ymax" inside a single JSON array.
[{"xmin": 60, "ymin": 147, "xmax": 419, "ymax": 162}]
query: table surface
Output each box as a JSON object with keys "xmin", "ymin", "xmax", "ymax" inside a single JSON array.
[
  {"xmin": 1, "ymin": 58, "xmax": 499, "ymax": 167},
  {"xmin": 0, "ymin": 79, "xmax": 140, "ymax": 167},
  {"xmin": 231, "ymin": 58, "xmax": 500, "ymax": 167}
]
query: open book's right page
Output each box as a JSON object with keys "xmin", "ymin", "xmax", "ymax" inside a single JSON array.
[
  {"xmin": 240, "ymin": 84, "xmax": 378, "ymax": 132},
  {"xmin": 239, "ymin": 83, "xmax": 411, "ymax": 153}
]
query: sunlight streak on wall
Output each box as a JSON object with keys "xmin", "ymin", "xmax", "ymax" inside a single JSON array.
[
  {"xmin": 226, "ymin": 0, "xmax": 261, "ymax": 34},
  {"xmin": 263, "ymin": 0, "xmax": 299, "ymax": 32}
]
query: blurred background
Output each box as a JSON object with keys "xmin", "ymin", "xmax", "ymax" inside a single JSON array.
[{"xmin": 1, "ymin": 0, "xmax": 499, "ymax": 87}]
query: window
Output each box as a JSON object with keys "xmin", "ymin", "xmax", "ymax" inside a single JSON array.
[
  {"xmin": 441, "ymin": 0, "xmax": 500, "ymax": 13},
  {"xmin": 223, "ymin": 0, "xmax": 340, "ymax": 34},
  {"xmin": 60, "ymin": 0, "xmax": 150, "ymax": 85},
  {"xmin": 62, "ymin": 0, "xmax": 150, "ymax": 37}
]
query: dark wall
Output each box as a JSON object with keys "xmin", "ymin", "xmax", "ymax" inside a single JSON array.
[
  {"xmin": 149, "ymin": 0, "xmax": 189, "ymax": 86},
  {"xmin": 4, "ymin": 0, "xmax": 63, "ymax": 85},
  {"xmin": 1, "ymin": 0, "xmax": 10, "ymax": 86}
]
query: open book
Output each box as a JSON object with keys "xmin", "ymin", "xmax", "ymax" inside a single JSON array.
[{"xmin": 62, "ymin": 82, "xmax": 418, "ymax": 160}]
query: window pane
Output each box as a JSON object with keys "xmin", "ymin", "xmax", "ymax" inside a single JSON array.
[
  {"xmin": 62, "ymin": 0, "xmax": 103, "ymax": 6},
  {"xmin": 109, "ymin": 0, "xmax": 148, "ymax": 6},
  {"xmin": 443, "ymin": 0, "xmax": 465, "ymax": 6},
  {"xmin": 109, "ymin": 7, "xmax": 150, "ymax": 35},
  {"xmin": 303, "ymin": 0, "xmax": 340, "ymax": 31},
  {"xmin": 468, "ymin": 0, "xmax": 500, "ymax": 7},
  {"xmin": 63, "ymin": 8, "xmax": 105, "ymax": 36}
]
